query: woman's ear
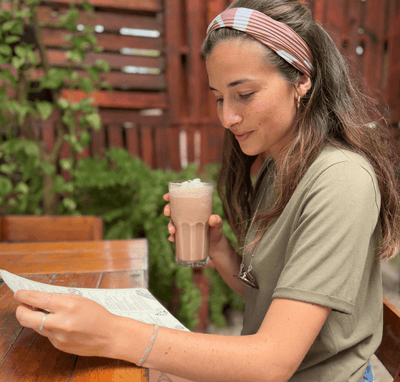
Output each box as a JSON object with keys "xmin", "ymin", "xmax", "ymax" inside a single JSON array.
[{"xmin": 296, "ymin": 75, "xmax": 312, "ymax": 98}]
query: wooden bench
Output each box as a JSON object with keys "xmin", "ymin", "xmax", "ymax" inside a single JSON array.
[
  {"xmin": 0, "ymin": 215, "xmax": 103, "ymax": 242},
  {"xmin": 375, "ymin": 297, "xmax": 400, "ymax": 381}
]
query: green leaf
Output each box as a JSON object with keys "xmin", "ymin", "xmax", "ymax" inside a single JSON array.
[
  {"xmin": 84, "ymin": 34, "xmax": 97, "ymax": 46},
  {"xmin": 0, "ymin": 45, "xmax": 12, "ymax": 56},
  {"xmin": 36, "ymin": 101, "xmax": 54, "ymax": 120},
  {"xmin": 23, "ymin": 141, "xmax": 40, "ymax": 156},
  {"xmin": 15, "ymin": 182, "xmax": 29, "ymax": 194},
  {"xmin": 4, "ymin": 35, "xmax": 20, "ymax": 44},
  {"xmin": 79, "ymin": 130, "xmax": 91, "ymax": 146},
  {"xmin": 40, "ymin": 162, "xmax": 55, "ymax": 175},
  {"xmin": 0, "ymin": 175, "xmax": 13, "ymax": 196},
  {"xmin": 78, "ymin": 98, "xmax": 93, "ymax": 113},
  {"xmin": 0, "ymin": 163, "xmax": 17, "ymax": 173},
  {"xmin": 10, "ymin": 22, "xmax": 24, "ymax": 36},
  {"xmin": 13, "ymin": 103, "xmax": 31, "ymax": 125},
  {"xmin": 15, "ymin": 10, "xmax": 31, "ymax": 19},
  {"xmin": 78, "ymin": 77, "xmax": 94, "ymax": 93},
  {"xmin": 81, "ymin": 1, "xmax": 95, "ymax": 11},
  {"xmin": 67, "ymin": 50, "xmax": 84, "ymax": 62},
  {"xmin": 25, "ymin": 0, "xmax": 41, "ymax": 6},
  {"xmin": 86, "ymin": 113, "xmax": 101, "ymax": 130},
  {"xmin": 86, "ymin": 66, "xmax": 100, "ymax": 79},
  {"xmin": 0, "ymin": 56, "xmax": 10, "ymax": 65},
  {"xmin": 14, "ymin": 45, "xmax": 26, "ymax": 58},
  {"xmin": 2, "ymin": 20, "xmax": 17, "ymax": 32},
  {"xmin": 59, "ymin": 158, "xmax": 73, "ymax": 171},
  {"xmin": 40, "ymin": 68, "xmax": 66, "ymax": 89},
  {"xmin": 96, "ymin": 59, "xmax": 110, "ymax": 73},
  {"xmin": 26, "ymin": 49, "xmax": 37, "ymax": 64},
  {"xmin": 11, "ymin": 56, "xmax": 25, "ymax": 70},
  {"xmin": 62, "ymin": 197, "xmax": 77, "ymax": 211},
  {"xmin": 57, "ymin": 98, "xmax": 70, "ymax": 110}
]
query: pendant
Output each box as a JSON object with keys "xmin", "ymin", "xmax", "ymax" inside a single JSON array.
[{"xmin": 235, "ymin": 265, "xmax": 259, "ymax": 289}]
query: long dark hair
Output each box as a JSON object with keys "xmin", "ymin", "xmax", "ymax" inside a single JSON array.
[{"xmin": 202, "ymin": 0, "xmax": 400, "ymax": 260}]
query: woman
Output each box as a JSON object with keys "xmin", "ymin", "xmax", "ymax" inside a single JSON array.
[{"xmin": 15, "ymin": 0, "xmax": 399, "ymax": 381}]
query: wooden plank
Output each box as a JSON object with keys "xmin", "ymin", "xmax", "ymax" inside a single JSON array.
[
  {"xmin": 324, "ymin": 0, "xmax": 345, "ymax": 52},
  {"xmin": 375, "ymin": 297, "xmax": 400, "ymax": 378},
  {"xmin": 29, "ymin": 68, "xmax": 166, "ymax": 91},
  {"xmin": 164, "ymin": 0, "xmax": 185, "ymax": 124},
  {"xmin": 207, "ymin": 0, "xmax": 227, "ymax": 24},
  {"xmin": 153, "ymin": 126, "xmax": 169, "ymax": 169},
  {"xmin": 42, "ymin": 0, "xmax": 162, "ymax": 12},
  {"xmin": 342, "ymin": 0, "xmax": 363, "ymax": 81},
  {"xmin": 99, "ymin": 110, "xmax": 164, "ymax": 126},
  {"xmin": 141, "ymin": 125, "xmax": 154, "ymax": 168},
  {"xmin": 0, "ymin": 273, "xmax": 100, "ymax": 382},
  {"xmin": 70, "ymin": 268, "xmax": 150, "ymax": 381},
  {"xmin": 37, "ymin": 5, "xmax": 162, "ymax": 31},
  {"xmin": 0, "ymin": 216, "xmax": 103, "ymax": 242},
  {"xmin": 100, "ymin": 270, "xmax": 148, "ymax": 289},
  {"xmin": 362, "ymin": 0, "xmax": 386, "ymax": 101},
  {"xmin": 91, "ymin": 127, "xmax": 107, "ymax": 157},
  {"xmin": 185, "ymin": 127, "xmax": 195, "ymax": 163},
  {"xmin": 41, "ymin": 28, "xmax": 164, "ymax": 53},
  {"xmin": 0, "ymin": 239, "xmax": 149, "ymax": 275},
  {"xmin": 0, "ymin": 275, "xmax": 53, "ymax": 362},
  {"xmin": 192, "ymin": 268, "xmax": 210, "ymax": 332},
  {"xmin": 107, "ymin": 124, "xmax": 124, "ymax": 148},
  {"xmin": 61, "ymin": 90, "xmax": 168, "ymax": 109},
  {"xmin": 46, "ymin": 50, "xmax": 165, "ymax": 71},
  {"xmin": 186, "ymin": 0, "xmax": 206, "ymax": 119},
  {"xmin": 312, "ymin": 0, "xmax": 326, "ymax": 24},
  {"xmin": 166, "ymin": 125, "xmax": 182, "ymax": 171},
  {"xmin": 40, "ymin": 111, "xmax": 57, "ymax": 154},
  {"xmin": 71, "ymin": 358, "xmax": 148, "ymax": 382},
  {"xmin": 385, "ymin": 6, "xmax": 400, "ymax": 122},
  {"xmin": 206, "ymin": 0, "xmax": 225, "ymax": 123},
  {"xmin": 126, "ymin": 125, "xmax": 140, "ymax": 157}
]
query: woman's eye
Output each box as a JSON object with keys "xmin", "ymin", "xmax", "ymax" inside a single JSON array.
[
  {"xmin": 216, "ymin": 98, "xmax": 223, "ymax": 104},
  {"xmin": 240, "ymin": 92, "xmax": 254, "ymax": 100}
]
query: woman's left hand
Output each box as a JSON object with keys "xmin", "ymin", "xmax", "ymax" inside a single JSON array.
[{"xmin": 14, "ymin": 290, "xmax": 121, "ymax": 358}]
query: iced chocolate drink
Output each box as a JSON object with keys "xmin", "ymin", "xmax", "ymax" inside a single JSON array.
[{"xmin": 168, "ymin": 179, "xmax": 214, "ymax": 267}]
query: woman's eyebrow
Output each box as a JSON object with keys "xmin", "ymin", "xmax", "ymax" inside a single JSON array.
[{"xmin": 209, "ymin": 78, "xmax": 254, "ymax": 91}]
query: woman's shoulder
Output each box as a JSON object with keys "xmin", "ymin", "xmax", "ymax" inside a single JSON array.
[
  {"xmin": 310, "ymin": 144, "xmax": 377, "ymax": 179},
  {"xmin": 303, "ymin": 145, "xmax": 381, "ymax": 207}
]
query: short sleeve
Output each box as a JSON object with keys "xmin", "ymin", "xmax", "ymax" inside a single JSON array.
[{"xmin": 272, "ymin": 161, "xmax": 380, "ymax": 314}]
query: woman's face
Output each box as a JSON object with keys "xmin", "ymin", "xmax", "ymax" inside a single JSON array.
[{"xmin": 206, "ymin": 39, "xmax": 298, "ymax": 161}]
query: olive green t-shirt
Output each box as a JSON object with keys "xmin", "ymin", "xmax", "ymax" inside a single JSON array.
[{"xmin": 242, "ymin": 145, "xmax": 382, "ymax": 381}]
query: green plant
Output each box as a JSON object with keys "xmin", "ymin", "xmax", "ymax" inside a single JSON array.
[{"xmin": 0, "ymin": 0, "xmax": 109, "ymax": 214}]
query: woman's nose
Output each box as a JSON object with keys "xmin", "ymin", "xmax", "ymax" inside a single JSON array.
[{"xmin": 220, "ymin": 103, "xmax": 242, "ymax": 129}]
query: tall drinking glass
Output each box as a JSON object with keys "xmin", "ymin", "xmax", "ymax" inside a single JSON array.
[{"xmin": 168, "ymin": 179, "xmax": 214, "ymax": 267}]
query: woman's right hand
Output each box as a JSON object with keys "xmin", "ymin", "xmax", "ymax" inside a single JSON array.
[{"xmin": 163, "ymin": 193, "xmax": 225, "ymax": 247}]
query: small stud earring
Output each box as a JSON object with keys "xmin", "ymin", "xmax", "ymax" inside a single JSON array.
[{"xmin": 297, "ymin": 95, "xmax": 301, "ymax": 109}]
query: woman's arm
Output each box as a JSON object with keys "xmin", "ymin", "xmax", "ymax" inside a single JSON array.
[
  {"xmin": 15, "ymin": 291, "xmax": 331, "ymax": 382},
  {"xmin": 163, "ymin": 193, "xmax": 245, "ymax": 297}
]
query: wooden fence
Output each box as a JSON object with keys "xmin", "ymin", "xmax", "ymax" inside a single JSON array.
[{"xmin": 5, "ymin": 0, "xmax": 400, "ymax": 171}]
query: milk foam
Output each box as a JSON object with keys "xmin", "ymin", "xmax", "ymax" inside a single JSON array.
[{"xmin": 169, "ymin": 179, "xmax": 213, "ymax": 197}]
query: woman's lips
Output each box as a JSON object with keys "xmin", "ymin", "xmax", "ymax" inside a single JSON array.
[{"xmin": 234, "ymin": 131, "xmax": 253, "ymax": 142}]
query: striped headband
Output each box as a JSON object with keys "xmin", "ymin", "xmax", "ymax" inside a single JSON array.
[{"xmin": 207, "ymin": 8, "xmax": 313, "ymax": 77}]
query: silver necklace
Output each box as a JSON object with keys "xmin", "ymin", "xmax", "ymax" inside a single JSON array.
[{"xmin": 234, "ymin": 185, "xmax": 267, "ymax": 289}]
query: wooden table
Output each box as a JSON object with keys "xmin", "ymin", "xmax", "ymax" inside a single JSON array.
[{"xmin": 0, "ymin": 239, "xmax": 151, "ymax": 381}]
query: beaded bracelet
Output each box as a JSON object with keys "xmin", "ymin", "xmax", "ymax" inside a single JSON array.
[{"xmin": 137, "ymin": 324, "xmax": 159, "ymax": 367}]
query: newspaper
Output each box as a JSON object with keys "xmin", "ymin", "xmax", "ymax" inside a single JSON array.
[{"xmin": 0, "ymin": 269, "xmax": 189, "ymax": 332}]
